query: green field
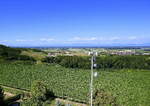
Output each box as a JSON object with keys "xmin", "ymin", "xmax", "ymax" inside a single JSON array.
[{"xmin": 0, "ymin": 64, "xmax": 150, "ymax": 106}]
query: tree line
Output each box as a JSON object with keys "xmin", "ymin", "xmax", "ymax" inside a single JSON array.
[{"xmin": 42, "ymin": 55, "xmax": 150, "ymax": 69}]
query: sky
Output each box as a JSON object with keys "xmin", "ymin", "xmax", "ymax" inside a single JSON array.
[{"xmin": 0, "ymin": 0, "xmax": 150, "ymax": 47}]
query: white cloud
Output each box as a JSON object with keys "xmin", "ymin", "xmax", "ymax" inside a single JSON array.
[
  {"xmin": 64, "ymin": 36, "xmax": 141, "ymax": 45},
  {"xmin": 128, "ymin": 36, "xmax": 137, "ymax": 40},
  {"xmin": 40, "ymin": 38, "xmax": 55, "ymax": 42},
  {"xmin": 0, "ymin": 40, "xmax": 9, "ymax": 42},
  {"xmin": 1, "ymin": 35, "xmax": 144, "ymax": 46},
  {"xmin": 16, "ymin": 39, "xmax": 34, "ymax": 42},
  {"xmin": 71, "ymin": 37, "xmax": 98, "ymax": 41},
  {"xmin": 15, "ymin": 38, "xmax": 55, "ymax": 42},
  {"xmin": 16, "ymin": 40, "xmax": 25, "ymax": 42},
  {"xmin": 70, "ymin": 36, "xmax": 123, "ymax": 42},
  {"xmin": 109, "ymin": 36, "xmax": 120, "ymax": 41}
]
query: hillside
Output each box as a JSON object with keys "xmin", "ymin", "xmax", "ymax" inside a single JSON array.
[
  {"xmin": 0, "ymin": 44, "xmax": 46, "ymax": 64},
  {"xmin": 0, "ymin": 64, "xmax": 150, "ymax": 106}
]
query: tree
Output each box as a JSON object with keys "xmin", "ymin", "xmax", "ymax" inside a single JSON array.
[
  {"xmin": 23, "ymin": 80, "xmax": 50, "ymax": 106},
  {"xmin": 31, "ymin": 81, "xmax": 48, "ymax": 106}
]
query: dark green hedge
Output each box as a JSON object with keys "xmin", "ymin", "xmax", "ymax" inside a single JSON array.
[{"xmin": 42, "ymin": 55, "xmax": 150, "ymax": 69}]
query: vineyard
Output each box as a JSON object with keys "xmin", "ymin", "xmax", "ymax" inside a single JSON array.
[{"xmin": 0, "ymin": 63, "xmax": 150, "ymax": 106}]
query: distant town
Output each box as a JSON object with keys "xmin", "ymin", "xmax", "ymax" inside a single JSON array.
[{"xmin": 42, "ymin": 47, "xmax": 150, "ymax": 57}]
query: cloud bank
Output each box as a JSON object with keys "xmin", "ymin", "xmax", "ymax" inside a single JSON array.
[{"xmin": 0, "ymin": 36, "xmax": 149, "ymax": 46}]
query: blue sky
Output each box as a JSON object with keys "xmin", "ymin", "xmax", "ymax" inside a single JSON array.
[{"xmin": 0, "ymin": 0, "xmax": 150, "ymax": 47}]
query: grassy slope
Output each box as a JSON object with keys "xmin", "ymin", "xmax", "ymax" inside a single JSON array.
[
  {"xmin": 0, "ymin": 64, "xmax": 150, "ymax": 106},
  {"xmin": 21, "ymin": 50, "xmax": 46, "ymax": 61}
]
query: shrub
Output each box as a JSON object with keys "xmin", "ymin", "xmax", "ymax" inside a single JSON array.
[
  {"xmin": 23, "ymin": 80, "xmax": 54, "ymax": 106},
  {"xmin": 18, "ymin": 55, "xmax": 36, "ymax": 61},
  {"xmin": 31, "ymin": 81, "xmax": 48, "ymax": 102},
  {"xmin": 11, "ymin": 60, "xmax": 35, "ymax": 65},
  {"xmin": 93, "ymin": 89, "xmax": 117, "ymax": 106}
]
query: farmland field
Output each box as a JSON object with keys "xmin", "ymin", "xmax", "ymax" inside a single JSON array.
[{"xmin": 0, "ymin": 63, "xmax": 150, "ymax": 106}]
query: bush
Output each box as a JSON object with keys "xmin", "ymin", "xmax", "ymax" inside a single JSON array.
[
  {"xmin": 42, "ymin": 56, "xmax": 90, "ymax": 69},
  {"xmin": 18, "ymin": 55, "xmax": 36, "ymax": 61},
  {"xmin": 23, "ymin": 80, "xmax": 54, "ymax": 106},
  {"xmin": 93, "ymin": 89, "xmax": 117, "ymax": 106},
  {"xmin": 31, "ymin": 81, "xmax": 48, "ymax": 102}
]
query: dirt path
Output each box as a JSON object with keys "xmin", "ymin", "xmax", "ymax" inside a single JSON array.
[
  {"xmin": 56, "ymin": 98, "xmax": 87, "ymax": 106},
  {"xmin": 0, "ymin": 84, "xmax": 29, "ymax": 93},
  {"xmin": 4, "ymin": 92, "xmax": 14, "ymax": 97}
]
